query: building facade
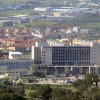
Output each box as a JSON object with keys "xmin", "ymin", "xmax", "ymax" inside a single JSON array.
[
  {"xmin": 0, "ymin": 60, "xmax": 32, "ymax": 70},
  {"xmin": 32, "ymin": 42, "xmax": 99, "ymax": 66},
  {"xmin": 36, "ymin": 64, "xmax": 100, "ymax": 75},
  {"xmin": 0, "ymin": 20, "xmax": 13, "ymax": 27}
]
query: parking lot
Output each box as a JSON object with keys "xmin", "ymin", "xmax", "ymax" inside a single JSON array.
[{"xmin": 5, "ymin": 75, "xmax": 85, "ymax": 85}]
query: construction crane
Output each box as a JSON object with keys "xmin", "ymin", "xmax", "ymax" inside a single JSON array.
[{"xmin": 43, "ymin": 25, "xmax": 45, "ymax": 42}]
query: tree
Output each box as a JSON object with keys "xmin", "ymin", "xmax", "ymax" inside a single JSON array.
[
  {"xmin": 0, "ymin": 88, "xmax": 23, "ymax": 100},
  {"xmin": 29, "ymin": 91, "xmax": 37, "ymax": 100},
  {"xmin": 80, "ymin": 64, "xmax": 83, "ymax": 75},
  {"xmin": 45, "ymin": 68, "xmax": 47, "ymax": 78},
  {"xmin": 51, "ymin": 88, "xmax": 80, "ymax": 100},
  {"xmin": 31, "ymin": 60, "xmax": 37, "ymax": 74},
  {"xmin": 83, "ymin": 74, "xmax": 99, "ymax": 88},
  {"xmin": 92, "ymin": 92, "xmax": 100, "ymax": 100},
  {"xmin": 37, "ymin": 85, "xmax": 52, "ymax": 100},
  {"xmin": 14, "ymin": 87, "xmax": 25, "ymax": 95},
  {"xmin": 73, "ymin": 79, "xmax": 83, "ymax": 87},
  {"xmin": 29, "ymin": 85, "xmax": 52, "ymax": 100},
  {"xmin": 90, "ymin": 74, "xmax": 99, "ymax": 88},
  {"xmin": 55, "ymin": 68, "xmax": 58, "ymax": 76},
  {"xmin": 0, "ymin": 88, "xmax": 13, "ymax": 94},
  {"xmin": 3, "ymin": 77, "xmax": 10, "ymax": 86},
  {"xmin": 64, "ymin": 67, "xmax": 70, "ymax": 76},
  {"xmin": 95, "ymin": 66, "xmax": 99, "ymax": 75},
  {"xmin": 41, "ymin": 68, "xmax": 44, "ymax": 78}
]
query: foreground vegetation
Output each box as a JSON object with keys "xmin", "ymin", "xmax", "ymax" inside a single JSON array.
[
  {"xmin": 0, "ymin": 73, "xmax": 100, "ymax": 100},
  {"xmin": 28, "ymin": 74, "xmax": 100, "ymax": 100}
]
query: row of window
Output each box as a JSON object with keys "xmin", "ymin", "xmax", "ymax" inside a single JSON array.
[
  {"xmin": 52, "ymin": 62, "xmax": 90, "ymax": 65},
  {"xmin": 0, "ymin": 62, "xmax": 32, "ymax": 65},
  {"xmin": 7, "ymin": 66, "xmax": 30, "ymax": 69}
]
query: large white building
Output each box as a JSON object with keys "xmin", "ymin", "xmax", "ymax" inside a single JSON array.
[
  {"xmin": 9, "ymin": 52, "xmax": 23, "ymax": 59},
  {"xmin": 32, "ymin": 42, "xmax": 99, "ymax": 66},
  {"xmin": 34, "ymin": 7, "xmax": 53, "ymax": 11}
]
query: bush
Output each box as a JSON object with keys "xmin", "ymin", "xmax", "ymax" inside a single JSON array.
[
  {"xmin": 73, "ymin": 79, "xmax": 83, "ymax": 87},
  {"xmin": 3, "ymin": 80, "xmax": 10, "ymax": 86},
  {"xmin": 24, "ymin": 84, "xmax": 40, "ymax": 90}
]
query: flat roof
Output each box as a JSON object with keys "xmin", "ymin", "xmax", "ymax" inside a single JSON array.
[
  {"xmin": 0, "ymin": 20, "xmax": 13, "ymax": 22},
  {"xmin": 10, "ymin": 15, "xmax": 28, "ymax": 18}
]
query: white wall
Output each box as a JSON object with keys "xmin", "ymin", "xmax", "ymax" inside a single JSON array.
[
  {"xmin": 35, "ymin": 42, "xmax": 48, "ymax": 47},
  {"xmin": 90, "ymin": 42, "xmax": 99, "ymax": 64},
  {"xmin": 9, "ymin": 52, "xmax": 23, "ymax": 59},
  {"xmin": 73, "ymin": 27, "xmax": 78, "ymax": 33},
  {"xmin": 41, "ymin": 47, "xmax": 52, "ymax": 64},
  {"xmin": 34, "ymin": 8, "xmax": 47, "ymax": 11},
  {"xmin": 31, "ymin": 46, "xmax": 35, "ymax": 59},
  {"xmin": 31, "ymin": 46, "xmax": 41, "ymax": 63}
]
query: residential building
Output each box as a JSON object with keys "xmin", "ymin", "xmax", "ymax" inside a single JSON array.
[
  {"xmin": 72, "ymin": 39, "xmax": 91, "ymax": 46},
  {"xmin": 9, "ymin": 45, "xmax": 27, "ymax": 53},
  {"xmin": 0, "ymin": 20, "xmax": 13, "ymax": 27},
  {"xmin": 46, "ymin": 39, "xmax": 68, "ymax": 46}
]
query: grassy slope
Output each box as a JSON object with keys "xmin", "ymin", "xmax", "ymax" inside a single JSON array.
[
  {"xmin": 24, "ymin": 89, "xmax": 35, "ymax": 100},
  {"xmin": 12, "ymin": 20, "xmax": 56, "ymax": 29}
]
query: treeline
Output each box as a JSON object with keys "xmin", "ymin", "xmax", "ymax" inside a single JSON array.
[
  {"xmin": 58, "ymin": 13, "xmax": 100, "ymax": 26},
  {"xmin": 29, "ymin": 84, "xmax": 80, "ymax": 100},
  {"xmin": 0, "ymin": 78, "xmax": 24, "ymax": 100},
  {"xmin": 0, "ymin": 88, "xmax": 23, "ymax": 100}
]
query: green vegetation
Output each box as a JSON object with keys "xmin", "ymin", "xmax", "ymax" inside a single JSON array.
[
  {"xmin": 23, "ymin": 84, "xmax": 75, "ymax": 99},
  {"xmin": 23, "ymin": 20, "xmax": 55, "ymax": 28},
  {"xmin": 0, "ymin": 73, "xmax": 100, "ymax": 100},
  {"xmin": 0, "ymin": 0, "xmax": 79, "ymax": 5},
  {"xmin": 12, "ymin": 20, "xmax": 56, "ymax": 29},
  {"xmin": 0, "ymin": 88, "xmax": 24, "ymax": 100},
  {"xmin": 28, "ymin": 74, "xmax": 100, "ymax": 100},
  {"xmin": 80, "ymin": 36, "xmax": 100, "ymax": 40},
  {"xmin": 24, "ymin": 84, "xmax": 41, "ymax": 90},
  {"xmin": 58, "ymin": 13, "xmax": 100, "ymax": 37},
  {"xmin": 58, "ymin": 13, "xmax": 100, "ymax": 26},
  {"xmin": 24, "ymin": 89, "xmax": 35, "ymax": 99},
  {"xmin": 28, "ymin": 84, "xmax": 79, "ymax": 100}
]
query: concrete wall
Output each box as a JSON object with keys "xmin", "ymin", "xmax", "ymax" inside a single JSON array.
[
  {"xmin": 9, "ymin": 52, "xmax": 23, "ymax": 59},
  {"xmin": 90, "ymin": 42, "xmax": 99, "ymax": 64},
  {"xmin": 41, "ymin": 47, "xmax": 52, "ymax": 64},
  {"xmin": 35, "ymin": 42, "xmax": 48, "ymax": 47},
  {"xmin": 54, "ymin": 12, "xmax": 61, "ymax": 17},
  {"xmin": 31, "ymin": 46, "xmax": 35, "ymax": 60},
  {"xmin": 31, "ymin": 46, "xmax": 41, "ymax": 63}
]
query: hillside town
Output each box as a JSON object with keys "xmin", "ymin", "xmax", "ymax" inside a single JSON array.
[
  {"xmin": 0, "ymin": 1, "xmax": 99, "ymax": 77},
  {"xmin": 0, "ymin": 0, "xmax": 100, "ymax": 100},
  {"xmin": 0, "ymin": 23, "xmax": 99, "ymax": 78}
]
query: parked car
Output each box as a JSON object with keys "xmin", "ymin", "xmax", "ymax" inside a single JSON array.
[
  {"xmin": 66, "ymin": 80, "xmax": 73, "ymax": 83},
  {"xmin": 45, "ymin": 78, "xmax": 48, "ymax": 81},
  {"xmin": 10, "ymin": 81, "xmax": 13, "ymax": 83}
]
